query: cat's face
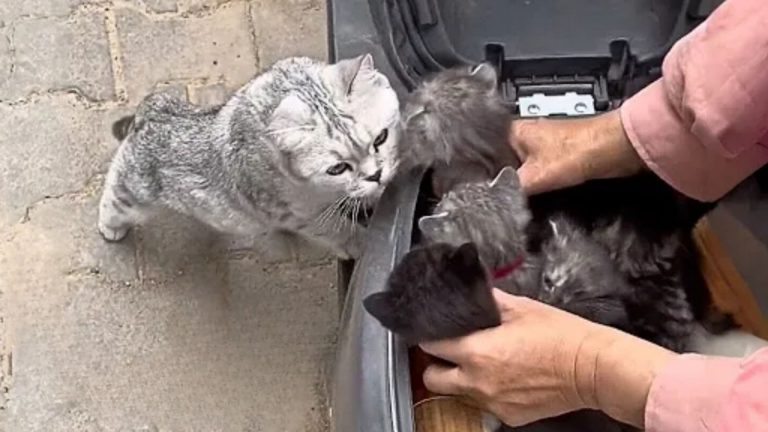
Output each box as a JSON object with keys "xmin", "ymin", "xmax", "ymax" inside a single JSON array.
[
  {"xmin": 538, "ymin": 218, "xmax": 629, "ymax": 327},
  {"xmin": 418, "ymin": 167, "xmax": 530, "ymax": 263},
  {"xmin": 269, "ymin": 54, "xmax": 400, "ymax": 201},
  {"xmin": 402, "ymin": 63, "xmax": 497, "ymax": 151},
  {"xmin": 398, "ymin": 63, "xmax": 514, "ymax": 172},
  {"xmin": 364, "ymin": 242, "xmax": 500, "ymax": 344}
]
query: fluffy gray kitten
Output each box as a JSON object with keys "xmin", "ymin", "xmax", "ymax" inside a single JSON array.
[
  {"xmin": 538, "ymin": 216, "xmax": 632, "ymax": 330},
  {"xmin": 417, "ymin": 168, "xmax": 630, "ymax": 329},
  {"xmin": 418, "ymin": 167, "xmax": 542, "ymax": 297},
  {"xmin": 396, "ymin": 63, "xmax": 519, "ymax": 194},
  {"xmin": 98, "ymin": 55, "xmax": 400, "ymax": 258}
]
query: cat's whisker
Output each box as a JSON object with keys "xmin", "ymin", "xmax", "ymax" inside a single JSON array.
[
  {"xmin": 316, "ymin": 199, "xmax": 337, "ymax": 224},
  {"xmin": 352, "ymin": 200, "xmax": 359, "ymax": 229},
  {"xmin": 335, "ymin": 197, "xmax": 351, "ymax": 231},
  {"xmin": 354, "ymin": 199, "xmax": 363, "ymax": 227},
  {"xmin": 315, "ymin": 196, "xmax": 345, "ymax": 229},
  {"xmin": 339, "ymin": 197, "xmax": 357, "ymax": 231}
]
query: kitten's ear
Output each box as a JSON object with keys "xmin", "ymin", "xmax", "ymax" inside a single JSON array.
[
  {"xmin": 470, "ymin": 63, "xmax": 498, "ymax": 91},
  {"xmin": 326, "ymin": 53, "xmax": 377, "ymax": 97},
  {"xmin": 404, "ymin": 105, "xmax": 426, "ymax": 123},
  {"xmin": 363, "ymin": 292, "xmax": 400, "ymax": 330},
  {"xmin": 449, "ymin": 242, "xmax": 482, "ymax": 272},
  {"xmin": 489, "ymin": 166, "xmax": 521, "ymax": 190},
  {"xmin": 418, "ymin": 212, "xmax": 451, "ymax": 238},
  {"xmin": 549, "ymin": 219, "xmax": 569, "ymax": 248}
]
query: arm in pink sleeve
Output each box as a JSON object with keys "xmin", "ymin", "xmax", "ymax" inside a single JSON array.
[
  {"xmin": 645, "ymin": 347, "xmax": 768, "ymax": 432},
  {"xmin": 620, "ymin": 0, "xmax": 768, "ymax": 202}
]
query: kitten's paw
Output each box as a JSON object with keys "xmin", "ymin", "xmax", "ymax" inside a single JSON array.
[{"xmin": 98, "ymin": 223, "xmax": 130, "ymax": 242}]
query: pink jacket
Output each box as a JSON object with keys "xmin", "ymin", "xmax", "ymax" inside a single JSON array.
[
  {"xmin": 621, "ymin": 0, "xmax": 768, "ymax": 202},
  {"xmin": 621, "ymin": 0, "xmax": 768, "ymax": 430}
]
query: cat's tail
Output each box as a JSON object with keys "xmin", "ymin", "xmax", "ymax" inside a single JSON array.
[{"xmin": 112, "ymin": 115, "xmax": 135, "ymax": 141}]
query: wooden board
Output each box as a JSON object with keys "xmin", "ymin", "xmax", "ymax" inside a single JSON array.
[
  {"xmin": 410, "ymin": 348, "xmax": 486, "ymax": 432},
  {"xmin": 414, "ymin": 397, "xmax": 486, "ymax": 432},
  {"xmin": 694, "ymin": 218, "xmax": 768, "ymax": 338}
]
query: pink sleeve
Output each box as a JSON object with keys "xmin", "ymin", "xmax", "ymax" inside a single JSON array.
[
  {"xmin": 620, "ymin": 0, "xmax": 768, "ymax": 202},
  {"xmin": 645, "ymin": 347, "xmax": 768, "ymax": 432}
]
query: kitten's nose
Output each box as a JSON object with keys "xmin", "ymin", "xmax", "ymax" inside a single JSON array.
[
  {"xmin": 365, "ymin": 169, "xmax": 383, "ymax": 183},
  {"xmin": 543, "ymin": 275, "xmax": 555, "ymax": 292}
]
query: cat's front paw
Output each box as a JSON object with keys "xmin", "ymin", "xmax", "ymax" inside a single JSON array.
[{"xmin": 98, "ymin": 223, "xmax": 130, "ymax": 242}]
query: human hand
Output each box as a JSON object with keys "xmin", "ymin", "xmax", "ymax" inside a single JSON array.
[
  {"xmin": 420, "ymin": 290, "xmax": 675, "ymax": 428},
  {"xmin": 510, "ymin": 110, "xmax": 645, "ymax": 195}
]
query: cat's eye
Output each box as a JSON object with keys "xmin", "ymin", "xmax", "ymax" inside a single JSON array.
[
  {"xmin": 327, "ymin": 162, "xmax": 352, "ymax": 176},
  {"xmin": 373, "ymin": 129, "xmax": 388, "ymax": 150}
]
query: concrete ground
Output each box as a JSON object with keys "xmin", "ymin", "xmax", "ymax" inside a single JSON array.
[{"xmin": 0, "ymin": 1, "xmax": 337, "ymax": 431}]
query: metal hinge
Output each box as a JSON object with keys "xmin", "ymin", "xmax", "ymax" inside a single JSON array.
[{"xmin": 518, "ymin": 92, "xmax": 596, "ymax": 117}]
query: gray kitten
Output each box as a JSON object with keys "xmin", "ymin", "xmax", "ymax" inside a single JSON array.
[
  {"xmin": 416, "ymin": 171, "xmax": 691, "ymax": 348},
  {"xmin": 417, "ymin": 168, "xmax": 629, "ymax": 328},
  {"xmin": 538, "ymin": 216, "xmax": 632, "ymax": 330},
  {"xmin": 418, "ymin": 167, "xmax": 542, "ymax": 297},
  {"xmin": 396, "ymin": 63, "xmax": 519, "ymax": 194},
  {"xmin": 98, "ymin": 55, "xmax": 400, "ymax": 259}
]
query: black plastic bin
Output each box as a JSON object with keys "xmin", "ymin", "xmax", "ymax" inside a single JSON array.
[{"xmin": 328, "ymin": 1, "xmax": 723, "ymax": 431}]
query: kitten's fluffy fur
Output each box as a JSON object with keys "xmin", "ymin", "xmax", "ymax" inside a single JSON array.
[
  {"xmin": 375, "ymin": 169, "xmax": 633, "ymax": 340},
  {"xmin": 98, "ymin": 55, "xmax": 400, "ymax": 258},
  {"xmin": 396, "ymin": 63, "xmax": 519, "ymax": 194},
  {"xmin": 367, "ymin": 64, "xmax": 721, "ymax": 352},
  {"xmin": 538, "ymin": 216, "xmax": 632, "ymax": 331},
  {"xmin": 418, "ymin": 167, "xmax": 542, "ymax": 298},
  {"xmin": 364, "ymin": 242, "xmax": 499, "ymax": 344}
]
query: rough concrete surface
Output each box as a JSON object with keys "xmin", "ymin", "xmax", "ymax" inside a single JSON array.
[{"xmin": 0, "ymin": 1, "xmax": 336, "ymax": 431}]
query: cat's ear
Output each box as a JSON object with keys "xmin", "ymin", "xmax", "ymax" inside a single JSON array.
[
  {"xmin": 489, "ymin": 166, "xmax": 521, "ymax": 190},
  {"xmin": 326, "ymin": 53, "xmax": 378, "ymax": 97},
  {"xmin": 449, "ymin": 242, "xmax": 481, "ymax": 271},
  {"xmin": 469, "ymin": 63, "xmax": 498, "ymax": 91},
  {"xmin": 418, "ymin": 212, "xmax": 451, "ymax": 238},
  {"xmin": 363, "ymin": 292, "xmax": 400, "ymax": 330},
  {"xmin": 549, "ymin": 219, "xmax": 568, "ymax": 248},
  {"xmin": 449, "ymin": 243, "xmax": 486, "ymax": 286},
  {"xmin": 269, "ymin": 93, "xmax": 313, "ymax": 132}
]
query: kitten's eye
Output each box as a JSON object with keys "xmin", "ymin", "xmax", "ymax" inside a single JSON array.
[
  {"xmin": 373, "ymin": 129, "xmax": 388, "ymax": 150},
  {"xmin": 326, "ymin": 162, "xmax": 351, "ymax": 176}
]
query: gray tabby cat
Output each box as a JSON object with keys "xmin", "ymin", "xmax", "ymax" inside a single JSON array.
[
  {"xmin": 98, "ymin": 55, "xmax": 400, "ymax": 258},
  {"xmin": 396, "ymin": 63, "xmax": 519, "ymax": 195},
  {"xmin": 418, "ymin": 167, "xmax": 542, "ymax": 297}
]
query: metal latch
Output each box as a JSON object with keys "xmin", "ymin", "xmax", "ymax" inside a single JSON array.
[{"xmin": 518, "ymin": 92, "xmax": 596, "ymax": 117}]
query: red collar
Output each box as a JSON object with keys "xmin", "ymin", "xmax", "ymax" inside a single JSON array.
[{"xmin": 491, "ymin": 256, "xmax": 525, "ymax": 280}]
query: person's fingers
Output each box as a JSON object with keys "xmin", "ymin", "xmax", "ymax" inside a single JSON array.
[
  {"xmin": 423, "ymin": 364, "xmax": 470, "ymax": 396},
  {"xmin": 491, "ymin": 288, "xmax": 519, "ymax": 311},
  {"xmin": 518, "ymin": 158, "xmax": 585, "ymax": 195},
  {"xmin": 517, "ymin": 162, "xmax": 556, "ymax": 195},
  {"xmin": 492, "ymin": 289, "xmax": 536, "ymax": 322},
  {"xmin": 420, "ymin": 337, "xmax": 474, "ymax": 364},
  {"xmin": 508, "ymin": 121, "xmax": 529, "ymax": 161}
]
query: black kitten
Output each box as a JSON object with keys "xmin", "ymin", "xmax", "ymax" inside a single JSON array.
[
  {"xmin": 364, "ymin": 240, "xmax": 636, "ymax": 432},
  {"xmin": 363, "ymin": 242, "xmax": 500, "ymax": 344}
]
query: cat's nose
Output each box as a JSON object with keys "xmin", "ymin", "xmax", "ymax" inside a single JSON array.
[
  {"xmin": 365, "ymin": 169, "xmax": 383, "ymax": 183},
  {"xmin": 543, "ymin": 275, "xmax": 555, "ymax": 292}
]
